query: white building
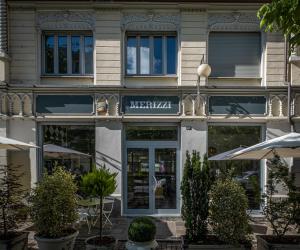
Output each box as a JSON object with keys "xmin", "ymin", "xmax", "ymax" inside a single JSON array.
[{"xmin": 1, "ymin": 0, "xmax": 300, "ymax": 216}]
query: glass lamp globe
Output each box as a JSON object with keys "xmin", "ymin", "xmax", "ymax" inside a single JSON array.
[{"xmin": 197, "ymin": 64, "xmax": 211, "ymax": 78}]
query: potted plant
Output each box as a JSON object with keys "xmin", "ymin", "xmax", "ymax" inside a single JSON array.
[
  {"xmin": 126, "ymin": 217, "xmax": 158, "ymax": 250},
  {"xmin": 257, "ymin": 155, "xmax": 300, "ymax": 250},
  {"xmin": 181, "ymin": 151, "xmax": 214, "ymax": 248},
  {"xmin": 82, "ymin": 166, "xmax": 117, "ymax": 250},
  {"xmin": 210, "ymin": 178, "xmax": 252, "ymax": 249},
  {"xmin": 31, "ymin": 167, "xmax": 79, "ymax": 250},
  {"xmin": 0, "ymin": 164, "xmax": 29, "ymax": 250}
]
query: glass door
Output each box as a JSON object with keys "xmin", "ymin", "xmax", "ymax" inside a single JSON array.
[{"xmin": 125, "ymin": 146, "xmax": 179, "ymax": 215}]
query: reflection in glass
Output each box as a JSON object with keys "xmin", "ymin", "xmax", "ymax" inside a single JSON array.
[
  {"xmin": 45, "ymin": 35, "xmax": 54, "ymax": 73},
  {"xmin": 153, "ymin": 37, "xmax": 163, "ymax": 74},
  {"xmin": 71, "ymin": 36, "xmax": 80, "ymax": 74},
  {"xmin": 140, "ymin": 37, "xmax": 150, "ymax": 74},
  {"xmin": 167, "ymin": 36, "xmax": 176, "ymax": 74},
  {"xmin": 43, "ymin": 125, "xmax": 95, "ymax": 184},
  {"xmin": 126, "ymin": 126, "xmax": 178, "ymax": 141},
  {"xmin": 208, "ymin": 125, "xmax": 261, "ymax": 209},
  {"xmin": 127, "ymin": 149, "xmax": 149, "ymax": 209},
  {"xmin": 58, "ymin": 36, "xmax": 68, "ymax": 74},
  {"xmin": 84, "ymin": 36, "xmax": 93, "ymax": 74},
  {"xmin": 127, "ymin": 37, "xmax": 137, "ymax": 75},
  {"xmin": 155, "ymin": 149, "xmax": 176, "ymax": 209}
]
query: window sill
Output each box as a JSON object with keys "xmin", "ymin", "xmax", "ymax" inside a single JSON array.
[
  {"xmin": 125, "ymin": 75, "xmax": 178, "ymax": 79},
  {"xmin": 41, "ymin": 75, "xmax": 94, "ymax": 79},
  {"xmin": 208, "ymin": 76, "xmax": 262, "ymax": 80}
]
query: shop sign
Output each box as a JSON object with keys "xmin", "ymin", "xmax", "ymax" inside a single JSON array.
[{"xmin": 122, "ymin": 96, "xmax": 180, "ymax": 115}]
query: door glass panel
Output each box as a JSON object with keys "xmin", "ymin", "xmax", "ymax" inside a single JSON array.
[
  {"xmin": 154, "ymin": 148, "xmax": 176, "ymax": 209},
  {"xmin": 127, "ymin": 148, "xmax": 149, "ymax": 209}
]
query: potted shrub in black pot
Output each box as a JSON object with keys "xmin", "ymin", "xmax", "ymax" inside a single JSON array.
[
  {"xmin": 126, "ymin": 217, "xmax": 158, "ymax": 250},
  {"xmin": 81, "ymin": 166, "xmax": 117, "ymax": 250},
  {"xmin": 257, "ymin": 156, "xmax": 300, "ymax": 250},
  {"xmin": 0, "ymin": 164, "xmax": 29, "ymax": 250},
  {"xmin": 31, "ymin": 167, "xmax": 79, "ymax": 250}
]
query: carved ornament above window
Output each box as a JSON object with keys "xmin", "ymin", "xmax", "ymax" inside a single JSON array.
[
  {"xmin": 208, "ymin": 12, "xmax": 260, "ymax": 32},
  {"xmin": 122, "ymin": 12, "xmax": 180, "ymax": 31},
  {"xmin": 36, "ymin": 11, "xmax": 95, "ymax": 31}
]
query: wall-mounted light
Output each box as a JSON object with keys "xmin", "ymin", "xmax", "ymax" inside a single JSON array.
[{"xmin": 196, "ymin": 55, "xmax": 211, "ymax": 98}]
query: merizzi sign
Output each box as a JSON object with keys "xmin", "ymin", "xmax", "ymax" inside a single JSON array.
[{"xmin": 122, "ymin": 96, "xmax": 180, "ymax": 115}]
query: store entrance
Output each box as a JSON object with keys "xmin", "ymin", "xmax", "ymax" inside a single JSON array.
[{"xmin": 123, "ymin": 125, "xmax": 180, "ymax": 215}]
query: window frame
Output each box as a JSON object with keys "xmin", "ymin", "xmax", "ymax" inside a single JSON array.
[
  {"xmin": 125, "ymin": 32, "xmax": 177, "ymax": 77},
  {"xmin": 41, "ymin": 31, "xmax": 94, "ymax": 76}
]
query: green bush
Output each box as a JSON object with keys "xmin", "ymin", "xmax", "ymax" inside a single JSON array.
[
  {"xmin": 210, "ymin": 178, "xmax": 251, "ymax": 245},
  {"xmin": 181, "ymin": 151, "xmax": 213, "ymax": 241},
  {"xmin": 128, "ymin": 217, "xmax": 156, "ymax": 242},
  {"xmin": 31, "ymin": 167, "xmax": 78, "ymax": 238}
]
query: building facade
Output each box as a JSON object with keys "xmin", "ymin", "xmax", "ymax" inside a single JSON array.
[{"xmin": 1, "ymin": 0, "xmax": 300, "ymax": 216}]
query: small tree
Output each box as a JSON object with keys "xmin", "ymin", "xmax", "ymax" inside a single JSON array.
[
  {"xmin": 0, "ymin": 165, "xmax": 26, "ymax": 239},
  {"xmin": 210, "ymin": 178, "xmax": 251, "ymax": 245},
  {"xmin": 263, "ymin": 155, "xmax": 300, "ymax": 237},
  {"xmin": 31, "ymin": 167, "xmax": 78, "ymax": 238},
  {"xmin": 81, "ymin": 166, "xmax": 117, "ymax": 242},
  {"xmin": 181, "ymin": 151, "xmax": 213, "ymax": 241}
]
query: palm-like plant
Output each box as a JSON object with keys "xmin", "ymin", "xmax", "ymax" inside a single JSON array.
[{"xmin": 81, "ymin": 166, "xmax": 117, "ymax": 241}]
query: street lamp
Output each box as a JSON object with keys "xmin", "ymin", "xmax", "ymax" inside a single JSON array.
[{"xmin": 196, "ymin": 56, "xmax": 211, "ymax": 96}]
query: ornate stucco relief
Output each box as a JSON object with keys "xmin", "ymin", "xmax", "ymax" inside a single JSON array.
[
  {"xmin": 208, "ymin": 12, "xmax": 260, "ymax": 32},
  {"xmin": 122, "ymin": 12, "xmax": 180, "ymax": 31},
  {"xmin": 36, "ymin": 11, "xmax": 95, "ymax": 30}
]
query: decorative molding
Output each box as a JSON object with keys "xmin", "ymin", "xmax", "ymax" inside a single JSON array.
[
  {"xmin": 36, "ymin": 11, "xmax": 95, "ymax": 31},
  {"xmin": 122, "ymin": 12, "xmax": 180, "ymax": 31},
  {"xmin": 208, "ymin": 12, "xmax": 260, "ymax": 32}
]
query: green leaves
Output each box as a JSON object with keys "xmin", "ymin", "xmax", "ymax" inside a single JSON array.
[
  {"xmin": 81, "ymin": 166, "xmax": 117, "ymax": 199},
  {"xmin": 181, "ymin": 151, "xmax": 213, "ymax": 242},
  {"xmin": 31, "ymin": 167, "xmax": 78, "ymax": 238},
  {"xmin": 258, "ymin": 0, "xmax": 300, "ymax": 48},
  {"xmin": 210, "ymin": 179, "xmax": 251, "ymax": 245}
]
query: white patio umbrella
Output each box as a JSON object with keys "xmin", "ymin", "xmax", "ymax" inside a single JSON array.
[
  {"xmin": 208, "ymin": 146, "xmax": 245, "ymax": 161},
  {"xmin": 209, "ymin": 132, "xmax": 300, "ymax": 161},
  {"xmin": 43, "ymin": 144, "xmax": 90, "ymax": 158},
  {"xmin": 0, "ymin": 136, "xmax": 38, "ymax": 150}
]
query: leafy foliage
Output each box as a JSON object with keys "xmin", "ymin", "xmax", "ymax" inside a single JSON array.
[
  {"xmin": 181, "ymin": 151, "xmax": 213, "ymax": 241},
  {"xmin": 81, "ymin": 166, "xmax": 117, "ymax": 241},
  {"xmin": 0, "ymin": 165, "xmax": 26, "ymax": 238},
  {"xmin": 258, "ymin": 0, "xmax": 300, "ymax": 48},
  {"xmin": 128, "ymin": 217, "xmax": 156, "ymax": 242},
  {"xmin": 210, "ymin": 178, "xmax": 251, "ymax": 245},
  {"xmin": 31, "ymin": 167, "xmax": 78, "ymax": 238},
  {"xmin": 263, "ymin": 155, "xmax": 300, "ymax": 237}
]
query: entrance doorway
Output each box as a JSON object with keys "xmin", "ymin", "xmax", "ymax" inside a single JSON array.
[{"xmin": 123, "ymin": 125, "xmax": 180, "ymax": 215}]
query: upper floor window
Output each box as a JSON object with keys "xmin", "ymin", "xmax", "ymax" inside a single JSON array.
[
  {"xmin": 208, "ymin": 32, "xmax": 261, "ymax": 78},
  {"xmin": 126, "ymin": 34, "xmax": 177, "ymax": 76},
  {"xmin": 43, "ymin": 32, "xmax": 93, "ymax": 75}
]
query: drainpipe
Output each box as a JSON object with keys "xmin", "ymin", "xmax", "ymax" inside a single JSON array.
[
  {"xmin": 286, "ymin": 36, "xmax": 295, "ymax": 132},
  {"xmin": 0, "ymin": 0, "xmax": 8, "ymax": 55}
]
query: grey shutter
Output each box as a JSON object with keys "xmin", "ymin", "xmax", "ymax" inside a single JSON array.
[{"xmin": 208, "ymin": 32, "xmax": 261, "ymax": 77}]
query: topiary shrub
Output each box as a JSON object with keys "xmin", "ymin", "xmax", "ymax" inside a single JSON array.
[
  {"xmin": 181, "ymin": 151, "xmax": 213, "ymax": 241},
  {"xmin": 210, "ymin": 178, "xmax": 251, "ymax": 245},
  {"xmin": 128, "ymin": 217, "xmax": 156, "ymax": 242},
  {"xmin": 31, "ymin": 167, "xmax": 78, "ymax": 238}
]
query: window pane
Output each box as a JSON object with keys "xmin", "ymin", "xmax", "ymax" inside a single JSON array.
[
  {"xmin": 208, "ymin": 125, "xmax": 261, "ymax": 209},
  {"xmin": 43, "ymin": 125, "xmax": 95, "ymax": 186},
  {"xmin": 153, "ymin": 36, "xmax": 163, "ymax": 74},
  {"xmin": 84, "ymin": 36, "xmax": 93, "ymax": 74},
  {"xmin": 140, "ymin": 37, "xmax": 150, "ymax": 74},
  {"xmin": 167, "ymin": 36, "xmax": 176, "ymax": 74},
  {"xmin": 45, "ymin": 35, "xmax": 54, "ymax": 74},
  {"xmin": 58, "ymin": 36, "xmax": 68, "ymax": 74},
  {"xmin": 71, "ymin": 36, "xmax": 80, "ymax": 74},
  {"xmin": 127, "ymin": 37, "xmax": 137, "ymax": 74},
  {"xmin": 126, "ymin": 126, "xmax": 178, "ymax": 141}
]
